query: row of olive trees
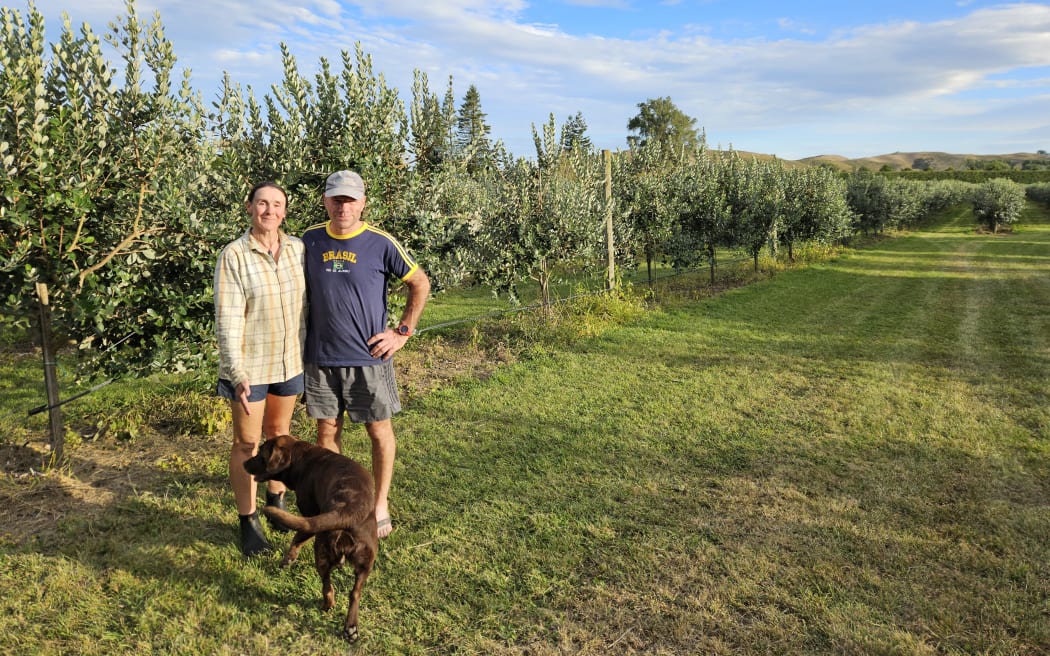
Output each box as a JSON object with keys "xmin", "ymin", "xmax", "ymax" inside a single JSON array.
[
  {"xmin": 0, "ymin": 2, "xmax": 1024, "ymax": 387},
  {"xmin": 0, "ymin": 2, "xmax": 605, "ymax": 380},
  {"xmin": 845, "ymin": 173, "xmax": 974, "ymax": 235},
  {"xmin": 613, "ymin": 148, "xmax": 1030, "ymax": 284},
  {"xmin": 614, "ymin": 143, "xmax": 851, "ymax": 283},
  {"xmin": 1026, "ymin": 182, "xmax": 1050, "ymax": 206}
]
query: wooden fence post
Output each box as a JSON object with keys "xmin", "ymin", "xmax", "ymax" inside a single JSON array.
[
  {"xmin": 604, "ymin": 149, "xmax": 616, "ymax": 291},
  {"xmin": 35, "ymin": 282, "xmax": 64, "ymax": 466}
]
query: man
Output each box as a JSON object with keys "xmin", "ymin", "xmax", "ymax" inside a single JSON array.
[{"xmin": 302, "ymin": 170, "xmax": 430, "ymax": 539}]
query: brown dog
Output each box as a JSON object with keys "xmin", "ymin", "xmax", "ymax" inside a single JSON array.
[{"xmin": 243, "ymin": 434, "xmax": 378, "ymax": 643}]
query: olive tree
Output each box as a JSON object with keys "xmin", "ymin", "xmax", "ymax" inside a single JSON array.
[
  {"xmin": 408, "ymin": 71, "xmax": 456, "ymax": 175},
  {"xmin": 209, "ymin": 42, "xmax": 408, "ymax": 234},
  {"xmin": 1026, "ymin": 182, "xmax": 1050, "ymax": 206},
  {"xmin": 846, "ymin": 172, "xmax": 925, "ymax": 235},
  {"xmin": 0, "ymin": 2, "xmax": 215, "ymax": 379},
  {"xmin": 390, "ymin": 164, "xmax": 493, "ymax": 293},
  {"xmin": 613, "ymin": 140, "xmax": 681, "ymax": 284},
  {"xmin": 780, "ymin": 166, "xmax": 853, "ymax": 260},
  {"xmin": 472, "ymin": 115, "xmax": 605, "ymax": 305},
  {"xmin": 670, "ymin": 150, "xmax": 732, "ymax": 284},
  {"xmin": 973, "ymin": 178, "xmax": 1025, "ymax": 233},
  {"xmin": 723, "ymin": 153, "xmax": 784, "ymax": 272}
]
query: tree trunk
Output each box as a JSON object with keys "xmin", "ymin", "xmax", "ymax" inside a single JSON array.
[{"xmin": 539, "ymin": 258, "xmax": 552, "ymax": 316}]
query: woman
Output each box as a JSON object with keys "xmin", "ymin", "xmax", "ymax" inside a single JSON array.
[{"xmin": 214, "ymin": 181, "xmax": 306, "ymax": 557}]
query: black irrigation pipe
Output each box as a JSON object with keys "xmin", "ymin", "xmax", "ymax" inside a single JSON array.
[
  {"xmin": 417, "ymin": 290, "xmax": 595, "ymax": 334},
  {"xmin": 21, "ymin": 258, "xmax": 748, "ymax": 414},
  {"xmin": 416, "ymin": 256, "xmax": 748, "ymax": 334},
  {"xmin": 27, "ymin": 378, "xmax": 113, "ymax": 417},
  {"xmin": 24, "ymin": 332, "xmax": 132, "ymax": 416}
]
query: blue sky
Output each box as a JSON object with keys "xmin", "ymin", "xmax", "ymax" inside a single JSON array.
[{"xmin": 25, "ymin": 0, "xmax": 1050, "ymax": 160}]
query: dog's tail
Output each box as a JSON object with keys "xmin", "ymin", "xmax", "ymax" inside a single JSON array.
[{"xmin": 261, "ymin": 506, "xmax": 372, "ymax": 535}]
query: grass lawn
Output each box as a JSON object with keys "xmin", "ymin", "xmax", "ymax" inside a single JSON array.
[{"xmin": 0, "ymin": 204, "xmax": 1048, "ymax": 654}]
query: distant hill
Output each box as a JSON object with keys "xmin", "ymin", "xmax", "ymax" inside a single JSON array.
[
  {"xmin": 795, "ymin": 151, "xmax": 1050, "ymax": 172},
  {"xmin": 697, "ymin": 148, "xmax": 1050, "ymax": 173}
]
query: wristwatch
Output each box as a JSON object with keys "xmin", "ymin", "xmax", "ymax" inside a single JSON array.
[{"xmin": 397, "ymin": 323, "xmax": 413, "ymax": 337}]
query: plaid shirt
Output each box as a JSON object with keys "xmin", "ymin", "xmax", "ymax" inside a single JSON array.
[{"xmin": 214, "ymin": 230, "xmax": 306, "ymax": 388}]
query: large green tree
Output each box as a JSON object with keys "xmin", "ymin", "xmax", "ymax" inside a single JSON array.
[
  {"xmin": 626, "ymin": 96, "xmax": 700, "ymax": 152},
  {"xmin": 0, "ymin": 2, "xmax": 216, "ymax": 378}
]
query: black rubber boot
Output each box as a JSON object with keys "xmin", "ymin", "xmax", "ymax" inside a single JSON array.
[
  {"xmin": 239, "ymin": 511, "xmax": 272, "ymax": 557},
  {"xmin": 265, "ymin": 491, "xmax": 292, "ymax": 533}
]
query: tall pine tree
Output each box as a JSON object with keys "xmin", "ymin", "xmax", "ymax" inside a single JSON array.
[
  {"xmin": 455, "ymin": 84, "xmax": 494, "ymax": 174},
  {"xmin": 560, "ymin": 111, "xmax": 593, "ymax": 152}
]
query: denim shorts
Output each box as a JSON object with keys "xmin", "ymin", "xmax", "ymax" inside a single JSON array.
[
  {"xmin": 216, "ymin": 373, "xmax": 304, "ymax": 403},
  {"xmin": 304, "ymin": 360, "xmax": 401, "ymax": 423}
]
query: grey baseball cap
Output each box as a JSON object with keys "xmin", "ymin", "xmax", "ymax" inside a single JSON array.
[{"xmin": 324, "ymin": 170, "xmax": 365, "ymax": 199}]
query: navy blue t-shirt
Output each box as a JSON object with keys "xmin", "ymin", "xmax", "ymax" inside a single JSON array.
[{"xmin": 302, "ymin": 221, "xmax": 418, "ymax": 366}]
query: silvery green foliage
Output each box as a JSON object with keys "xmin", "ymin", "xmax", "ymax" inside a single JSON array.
[
  {"xmin": 1026, "ymin": 182, "xmax": 1050, "ymax": 205},
  {"xmin": 846, "ymin": 172, "xmax": 943, "ymax": 235},
  {"xmin": 920, "ymin": 179, "xmax": 975, "ymax": 215},
  {"xmin": 779, "ymin": 166, "xmax": 853, "ymax": 260},
  {"xmin": 0, "ymin": 2, "xmax": 215, "ymax": 379},
  {"xmin": 721, "ymin": 151, "xmax": 783, "ymax": 271},
  {"xmin": 612, "ymin": 139, "xmax": 681, "ymax": 282},
  {"xmin": 973, "ymin": 178, "xmax": 1026, "ymax": 233},
  {"xmin": 468, "ymin": 115, "xmax": 606, "ymax": 305},
  {"xmin": 409, "ymin": 71, "xmax": 456, "ymax": 176},
  {"xmin": 670, "ymin": 150, "xmax": 734, "ymax": 283},
  {"xmin": 210, "ymin": 42, "xmax": 408, "ymax": 234},
  {"xmin": 390, "ymin": 164, "xmax": 493, "ymax": 293},
  {"xmin": 846, "ymin": 173, "xmax": 985, "ymax": 237}
]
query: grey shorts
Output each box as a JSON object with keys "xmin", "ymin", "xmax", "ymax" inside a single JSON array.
[{"xmin": 304, "ymin": 360, "xmax": 401, "ymax": 423}]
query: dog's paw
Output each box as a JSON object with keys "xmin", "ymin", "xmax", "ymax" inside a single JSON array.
[{"xmin": 342, "ymin": 624, "xmax": 359, "ymax": 643}]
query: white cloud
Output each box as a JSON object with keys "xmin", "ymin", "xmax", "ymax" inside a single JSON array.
[{"xmin": 23, "ymin": 0, "xmax": 1050, "ymax": 158}]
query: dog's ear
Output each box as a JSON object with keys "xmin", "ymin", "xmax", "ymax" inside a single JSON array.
[{"xmin": 265, "ymin": 435, "xmax": 295, "ymax": 475}]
